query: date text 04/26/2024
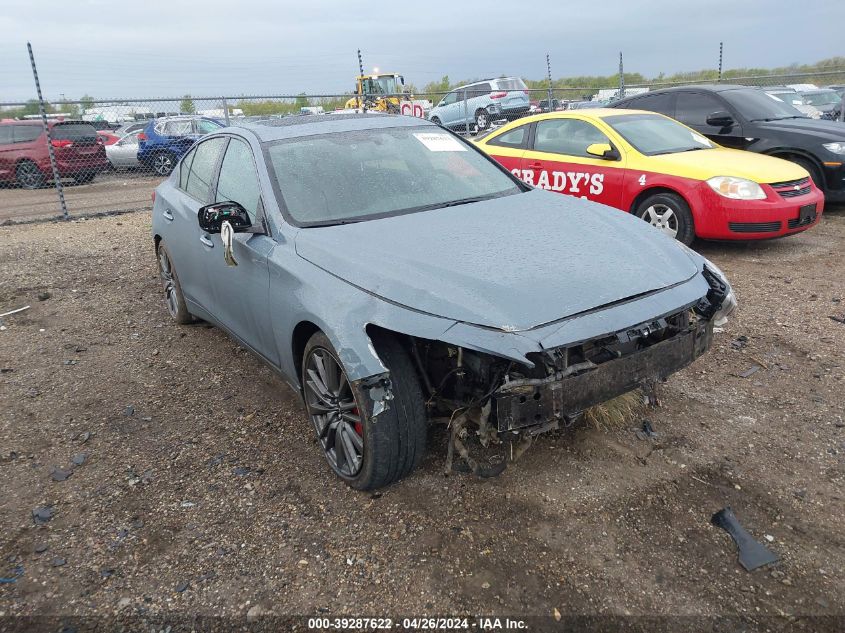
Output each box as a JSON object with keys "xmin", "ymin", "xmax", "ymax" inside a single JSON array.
[{"xmin": 306, "ymin": 617, "xmax": 528, "ymax": 630}]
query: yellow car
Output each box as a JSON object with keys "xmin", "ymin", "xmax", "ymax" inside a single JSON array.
[{"xmin": 474, "ymin": 109, "xmax": 824, "ymax": 244}]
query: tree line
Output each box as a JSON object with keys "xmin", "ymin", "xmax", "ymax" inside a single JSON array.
[{"xmin": 2, "ymin": 57, "xmax": 843, "ymax": 119}]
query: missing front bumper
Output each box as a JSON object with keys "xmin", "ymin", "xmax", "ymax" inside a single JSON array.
[{"xmin": 494, "ymin": 320, "xmax": 713, "ymax": 432}]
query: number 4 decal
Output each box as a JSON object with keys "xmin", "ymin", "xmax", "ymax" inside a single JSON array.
[{"xmin": 638, "ymin": 174, "xmax": 647, "ymax": 186}]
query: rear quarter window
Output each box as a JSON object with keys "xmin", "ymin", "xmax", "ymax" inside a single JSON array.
[
  {"xmin": 495, "ymin": 78, "xmax": 527, "ymax": 91},
  {"xmin": 487, "ymin": 125, "xmax": 528, "ymax": 148},
  {"xmin": 0, "ymin": 126, "xmax": 12, "ymax": 145}
]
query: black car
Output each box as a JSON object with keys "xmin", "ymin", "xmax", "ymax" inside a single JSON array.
[{"xmin": 611, "ymin": 85, "xmax": 845, "ymax": 202}]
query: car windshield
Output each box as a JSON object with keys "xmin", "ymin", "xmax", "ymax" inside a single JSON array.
[
  {"xmin": 803, "ymin": 91, "xmax": 841, "ymax": 106},
  {"xmin": 266, "ymin": 125, "xmax": 522, "ymax": 226},
  {"xmin": 604, "ymin": 113, "xmax": 714, "ymax": 156},
  {"xmin": 722, "ymin": 88, "xmax": 807, "ymax": 121}
]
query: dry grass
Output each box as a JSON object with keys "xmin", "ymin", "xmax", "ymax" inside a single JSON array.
[{"xmin": 583, "ymin": 389, "xmax": 646, "ymax": 430}]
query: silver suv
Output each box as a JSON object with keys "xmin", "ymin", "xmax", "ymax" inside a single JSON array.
[{"xmin": 428, "ymin": 77, "xmax": 529, "ymax": 131}]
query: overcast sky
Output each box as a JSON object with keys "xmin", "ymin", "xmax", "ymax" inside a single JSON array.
[{"xmin": 1, "ymin": 0, "xmax": 843, "ymax": 103}]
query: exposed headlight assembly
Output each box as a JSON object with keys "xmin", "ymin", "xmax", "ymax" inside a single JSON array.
[
  {"xmin": 822, "ymin": 142, "xmax": 845, "ymax": 155},
  {"xmin": 706, "ymin": 176, "xmax": 766, "ymax": 200},
  {"xmin": 701, "ymin": 259, "xmax": 737, "ymax": 326}
]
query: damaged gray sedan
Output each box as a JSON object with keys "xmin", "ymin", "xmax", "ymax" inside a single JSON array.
[{"xmin": 151, "ymin": 113, "xmax": 736, "ymax": 489}]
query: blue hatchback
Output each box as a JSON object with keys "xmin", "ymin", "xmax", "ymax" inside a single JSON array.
[{"xmin": 138, "ymin": 116, "xmax": 223, "ymax": 175}]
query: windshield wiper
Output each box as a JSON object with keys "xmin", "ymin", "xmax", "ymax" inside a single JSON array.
[
  {"xmin": 306, "ymin": 218, "xmax": 362, "ymax": 228},
  {"xmin": 750, "ymin": 115, "xmax": 808, "ymax": 122},
  {"xmin": 441, "ymin": 195, "xmax": 494, "ymax": 208}
]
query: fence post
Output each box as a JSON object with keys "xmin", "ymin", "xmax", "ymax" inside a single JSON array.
[
  {"xmin": 618, "ymin": 52, "xmax": 625, "ymax": 100},
  {"xmin": 357, "ymin": 49, "xmax": 366, "ymax": 112},
  {"xmin": 222, "ymin": 97, "xmax": 230, "ymax": 125},
  {"xmin": 718, "ymin": 42, "xmax": 724, "ymax": 82},
  {"xmin": 463, "ymin": 87, "xmax": 469, "ymax": 136},
  {"xmin": 546, "ymin": 53, "xmax": 554, "ymax": 111},
  {"xmin": 840, "ymin": 92, "xmax": 845, "ymax": 123},
  {"xmin": 27, "ymin": 42, "xmax": 68, "ymax": 220}
]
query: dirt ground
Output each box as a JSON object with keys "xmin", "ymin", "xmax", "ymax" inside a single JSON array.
[
  {"xmin": 1, "ymin": 208, "xmax": 844, "ymax": 631},
  {"xmin": 0, "ymin": 172, "xmax": 162, "ymax": 223}
]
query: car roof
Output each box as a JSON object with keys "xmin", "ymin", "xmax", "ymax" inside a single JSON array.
[
  {"xmin": 454, "ymin": 77, "xmax": 522, "ymax": 89},
  {"xmin": 0, "ymin": 119, "xmax": 88, "ymax": 126},
  {"xmin": 622, "ymin": 84, "xmax": 752, "ymax": 96},
  {"xmin": 512, "ymin": 108, "xmax": 658, "ymax": 122},
  {"xmin": 154, "ymin": 115, "xmax": 213, "ymax": 122},
  {"xmin": 233, "ymin": 113, "xmax": 437, "ymax": 142}
]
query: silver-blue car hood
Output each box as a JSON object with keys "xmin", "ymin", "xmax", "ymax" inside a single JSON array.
[{"xmin": 294, "ymin": 189, "xmax": 700, "ymax": 332}]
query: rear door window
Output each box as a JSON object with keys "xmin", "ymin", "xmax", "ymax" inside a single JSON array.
[
  {"xmin": 533, "ymin": 119, "xmax": 610, "ymax": 157},
  {"xmin": 0, "ymin": 126, "xmax": 12, "ymax": 144},
  {"xmin": 13, "ymin": 126, "xmax": 42, "ymax": 143},
  {"xmin": 184, "ymin": 137, "xmax": 226, "ymax": 201},
  {"xmin": 624, "ymin": 92, "xmax": 676, "ymax": 116}
]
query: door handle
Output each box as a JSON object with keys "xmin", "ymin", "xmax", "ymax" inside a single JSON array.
[
  {"xmin": 199, "ymin": 234, "xmax": 214, "ymax": 248},
  {"xmin": 162, "ymin": 210, "xmax": 174, "ymax": 221},
  {"xmin": 527, "ymin": 161, "xmax": 543, "ymax": 169}
]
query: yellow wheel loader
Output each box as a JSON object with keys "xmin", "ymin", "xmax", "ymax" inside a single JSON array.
[{"xmin": 345, "ymin": 73, "xmax": 408, "ymax": 112}]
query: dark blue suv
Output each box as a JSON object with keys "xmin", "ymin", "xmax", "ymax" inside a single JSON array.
[{"xmin": 137, "ymin": 116, "xmax": 223, "ymax": 175}]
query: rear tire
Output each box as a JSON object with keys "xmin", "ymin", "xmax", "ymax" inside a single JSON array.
[
  {"xmin": 302, "ymin": 330, "xmax": 427, "ymax": 490},
  {"xmin": 16, "ymin": 161, "xmax": 45, "ymax": 190},
  {"xmin": 474, "ymin": 109, "xmax": 491, "ymax": 131},
  {"xmin": 430, "ymin": 116, "xmax": 442, "ymax": 126},
  {"xmin": 634, "ymin": 192, "xmax": 695, "ymax": 245},
  {"xmin": 152, "ymin": 151, "xmax": 176, "ymax": 176}
]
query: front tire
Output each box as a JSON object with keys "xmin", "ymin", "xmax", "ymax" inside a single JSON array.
[
  {"xmin": 789, "ymin": 156, "xmax": 823, "ymax": 192},
  {"xmin": 156, "ymin": 241, "xmax": 194, "ymax": 324},
  {"xmin": 634, "ymin": 192, "xmax": 695, "ymax": 245},
  {"xmin": 430, "ymin": 116, "xmax": 442, "ymax": 126},
  {"xmin": 151, "ymin": 151, "xmax": 176, "ymax": 176},
  {"xmin": 302, "ymin": 331, "xmax": 427, "ymax": 490}
]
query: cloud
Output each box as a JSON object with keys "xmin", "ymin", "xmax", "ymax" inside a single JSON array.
[{"xmin": 0, "ymin": 0, "xmax": 842, "ymax": 101}]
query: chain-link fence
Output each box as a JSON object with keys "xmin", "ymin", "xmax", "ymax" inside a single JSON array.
[{"xmin": 2, "ymin": 61, "xmax": 844, "ymax": 223}]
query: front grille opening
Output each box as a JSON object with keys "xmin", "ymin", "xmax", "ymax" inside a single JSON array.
[
  {"xmin": 770, "ymin": 177, "xmax": 811, "ymax": 198},
  {"xmin": 729, "ymin": 221, "xmax": 782, "ymax": 233}
]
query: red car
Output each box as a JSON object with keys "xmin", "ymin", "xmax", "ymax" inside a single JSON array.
[{"xmin": 0, "ymin": 120, "xmax": 109, "ymax": 188}]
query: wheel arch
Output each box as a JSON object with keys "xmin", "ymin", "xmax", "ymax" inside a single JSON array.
[
  {"xmin": 291, "ymin": 320, "xmax": 323, "ymax": 387},
  {"xmin": 629, "ymin": 185, "xmax": 691, "ymax": 215},
  {"xmin": 761, "ymin": 149, "xmax": 826, "ymax": 189}
]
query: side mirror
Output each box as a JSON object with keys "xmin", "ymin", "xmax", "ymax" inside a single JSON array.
[
  {"xmin": 197, "ymin": 201, "xmax": 251, "ymax": 234},
  {"xmin": 586, "ymin": 143, "xmax": 619, "ymax": 160},
  {"xmin": 706, "ymin": 111, "xmax": 735, "ymax": 127}
]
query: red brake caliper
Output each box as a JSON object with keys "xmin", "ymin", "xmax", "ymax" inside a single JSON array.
[{"xmin": 352, "ymin": 406, "xmax": 363, "ymax": 436}]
